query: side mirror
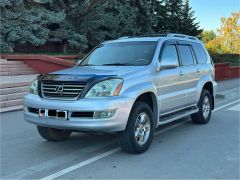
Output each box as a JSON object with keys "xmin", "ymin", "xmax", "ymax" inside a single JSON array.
[{"xmin": 160, "ymin": 58, "xmax": 178, "ymax": 70}]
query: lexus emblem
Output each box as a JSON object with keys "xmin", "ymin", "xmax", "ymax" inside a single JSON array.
[{"xmin": 55, "ymin": 85, "xmax": 64, "ymax": 94}]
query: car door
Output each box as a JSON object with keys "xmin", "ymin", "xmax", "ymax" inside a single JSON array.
[
  {"xmin": 156, "ymin": 40, "xmax": 187, "ymax": 115},
  {"xmin": 177, "ymin": 41, "xmax": 199, "ymax": 106},
  {"xmin": 190, "ymin": 42, "xmax": 210, "ymax": 104}
]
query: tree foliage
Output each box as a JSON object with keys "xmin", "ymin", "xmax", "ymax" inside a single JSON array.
[
  {"xmin": 0, "ymin": 0, "xmax": 65, "ymax": 51},
  {"xmin": 205, "ymin": 12, "xmax": 240, "ymax": 54},
  {"xmin": 180, "ymin": 0, "xmax": 202, "ymax": 36},
  {"xmin": 0, "ymin": 0, "xmax": 203, "ymax": 52},
  {"xmin": 165, "ymin": 0, "xmax": 184, "ymax": 32},
  {"xmin": 200, "ymin": 30, "xmax": 216, "ymax": 43}
]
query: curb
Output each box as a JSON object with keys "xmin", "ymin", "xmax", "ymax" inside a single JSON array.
[
  {"xmin": 216, "ymin": 87, "xmax": 240, "ymax": 100},
  {"xmin": 0, "ymin": 105, "xmax": 23, "ymax": 113}
]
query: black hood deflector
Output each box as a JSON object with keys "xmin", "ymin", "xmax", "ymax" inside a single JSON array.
[{"xmin": 37, "ymin": 74, "xmax": 119, "ymax": 98}]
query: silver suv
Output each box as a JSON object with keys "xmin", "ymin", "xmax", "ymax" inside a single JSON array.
[{"xmin": 24, "ymin": 33, "xmax": 217, "ymax": 154}]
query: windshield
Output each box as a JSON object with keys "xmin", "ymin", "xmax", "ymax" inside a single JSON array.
[{"xmin": 80, "ymin": 41, "xmax": 158, "ymax": 66}]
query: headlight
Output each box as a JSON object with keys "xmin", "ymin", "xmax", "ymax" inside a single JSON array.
[
  {"xmin": 29, "ymin": 78, "xmax": 38, "ymax": 95},
  {"xmin": 85, "ymin": 79, "xmax": 123, "ymax": 97}
]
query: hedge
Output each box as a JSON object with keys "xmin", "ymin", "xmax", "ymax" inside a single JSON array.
[{"xmin": 210, "ymin": 54, "xmax": 240, "ymax": 66}]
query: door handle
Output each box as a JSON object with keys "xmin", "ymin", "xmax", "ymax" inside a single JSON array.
[
  {"xmin": 180, "ymin": 71, "xmax": 184, "ymax": 76},
  {"xmin": 197, "ymin": 68, "xmax": 200, "ymax": 73}
]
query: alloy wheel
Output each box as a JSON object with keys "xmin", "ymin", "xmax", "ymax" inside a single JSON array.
[
  {"xmin": 134, "ymin": 112, "xmax": 151, "ymax": 146},
  {"xmin": 202, "ymin": 96, "xmax": 210, "ymax": 119}
]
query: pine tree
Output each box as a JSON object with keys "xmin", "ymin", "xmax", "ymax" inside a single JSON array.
[
  {"xmin": 49, "ymin": 0, "xmax": 148, "ymax": 50},
  {"xmin": 49, "ymin": 0, "xmax": 118, "ymax": 50},
  {"xmin": 0, "ymin": 0, "xmax": 65, "ymax": 52},
  {"xmin": 129, "ymin": 0, "xmax": 155, "ymax": 35},
  {"xmin": 181, "ymin": 0, "xmax": 202, "ymax": 36},
  {"xmin": 0, "ymin": 0, "xmax": 204, "ymax": 52},
  {"xmin": 152, "ymin": 0, "xmax": 168, "ymax": 33},
  {"xmin": 102, "ymin": 0, "xmax": 139, "ymax": 38},
  {"xmin": 165, "ymin": 0, "xmax": 184, "ymax": 33}
]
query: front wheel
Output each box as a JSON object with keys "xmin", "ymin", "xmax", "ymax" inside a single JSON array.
[
  {"xmin": 37, "ymin": 126, "xmax": 72, "ymax": 141},
  {"xmin": 191, "ymin": 89, "xmax": 212, "ymax": 124},
  {"xmin": 118, "ymin": 102, "xmax": 155, "ymax": 154}
]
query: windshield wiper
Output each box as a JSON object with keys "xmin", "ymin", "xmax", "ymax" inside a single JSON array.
[
  {"xmin": 101, "ymin": 63, "xmax": 135, "ymax": 66},
  {"xmin": 80, "ymin": 64, "xmax": 97, "ymax": 66}
]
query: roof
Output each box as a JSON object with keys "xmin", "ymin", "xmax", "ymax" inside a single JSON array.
[
  {"xmin": 105, "ymin": 37, "xmax": 161, "ymax": 43},
  {"xmin": 104, "ymin": 33, "xmax": 201, "ymax": 44}
]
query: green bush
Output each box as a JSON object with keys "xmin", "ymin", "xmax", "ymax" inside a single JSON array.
[{"xmin": 211, "ymin": 54, "xmax": 240, "ymax": 66}]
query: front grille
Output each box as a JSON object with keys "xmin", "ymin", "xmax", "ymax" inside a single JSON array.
[{"xmin": 41, "ymin": 82, "xmax": 85, "ymax": 100}]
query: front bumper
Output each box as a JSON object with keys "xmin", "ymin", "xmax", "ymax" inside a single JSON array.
[{"xmin": 24, "ymin": 94, "xmax": 134, "ymax": 132}]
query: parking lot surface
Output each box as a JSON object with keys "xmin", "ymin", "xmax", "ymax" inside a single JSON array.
[{"xmin": 1, "ymin": 79, "xmax": 239, "ymax": 179}]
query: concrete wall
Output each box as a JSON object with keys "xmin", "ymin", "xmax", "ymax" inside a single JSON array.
[
  {"xmin": 0, "ymin": 55, "xmax": 77, "ymax": 74},
  {"xmin": 215, "ymin": 63, "xmax": 240, "ymax": 81}
]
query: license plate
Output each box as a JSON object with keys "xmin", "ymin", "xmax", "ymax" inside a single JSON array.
[{"xmin": 39, "ymin": 109, "xmax": 68, "ymax": 119}]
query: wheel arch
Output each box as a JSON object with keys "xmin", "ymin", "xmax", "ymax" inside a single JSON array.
[
  {"xmin": 133, "ymin": 92, "xmax": 159, "ymax": 128},
  {"xmin": 202, "ymin": 81, "xmax": 214, "ymax": 109}
]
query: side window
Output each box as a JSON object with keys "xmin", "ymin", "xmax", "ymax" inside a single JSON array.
[
  {"xmin": 178, "ymin": 45, "xmax": 195, "ymax": 66},
  {"xmin": 192, "ymin": 43, "xmax": 207, "ymax": 64},
  {"xmin": 160, "ymin": 45, "xmax": 179, "ymax": 66}
]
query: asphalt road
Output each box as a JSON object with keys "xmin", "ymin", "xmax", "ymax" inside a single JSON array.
[{"xmin": 1, "ymin": 79, "xmax": 240, "ymax": 179}]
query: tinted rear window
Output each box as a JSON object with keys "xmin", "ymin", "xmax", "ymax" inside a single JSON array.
[
  {"xmin": 178, "ymin": 45, "xmax": 195, "ymax": 66},
  {"xmin": 192, "ymin": 43, "xmax": 207, "ymax": 64}
]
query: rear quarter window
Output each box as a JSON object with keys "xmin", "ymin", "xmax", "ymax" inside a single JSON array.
[
  {"xmin": 192, "ymin": 43, "xmax": 207, "ymax": 64},
  {"xmin": 178, "ymin": 45, "xmax": 195, "ymax": 66}
]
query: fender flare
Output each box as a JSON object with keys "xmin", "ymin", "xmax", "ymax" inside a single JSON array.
[
  {"xmin": 196, "ymin": 76, "xmax": 215, "ymax": 109},
  {"xmin": 122, "ymin": 82, "xmax": 159, "ymax": 127}
]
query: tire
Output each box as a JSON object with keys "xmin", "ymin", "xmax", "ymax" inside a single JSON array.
[
  {"xmin": 191, "ymin": 89, "xmax": 212, "ymax": 124},
  {"xmin": 118, "ymin": 102, "xmax": 155, "ymax": 154},
  {"xmin": 37, "ymin": 126, "xmax": 72, "ymax": 141}
]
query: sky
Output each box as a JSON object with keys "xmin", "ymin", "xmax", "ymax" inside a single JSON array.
[{"xmin": 189, "ymin": 0, "xmax": 239, "ymax": 31}]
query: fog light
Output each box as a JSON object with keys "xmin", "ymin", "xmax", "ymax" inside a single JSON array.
[
  {"xmin": 23, "ymin": 106, "xmax": 28, "ymax": 112},
  {"xmin": 93, "ymin": 110, "xmax": 116, "ymax": 119}
]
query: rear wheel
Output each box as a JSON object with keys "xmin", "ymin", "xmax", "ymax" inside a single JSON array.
[
  {"xmin": 118, "ymin": 102, "xmax": 154, "ymax": 154},
  {"xmin": 191, "ymin": 89, "xmax": 212, "ymax": 124},
  {"xmin": 37, "ymin": 126, "xmax": 72, "ymax": 141}
]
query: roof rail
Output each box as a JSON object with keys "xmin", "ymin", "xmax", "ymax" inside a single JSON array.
[
  {"xmin": 117, "ymin": 33, "xmax": 199, "ymax": 40},
  {"xmin": 167, "ymin": 33, "xmax": 199, "ymax": 41},
  {"xmin": 134, "ymin": 34, "xmax": 168, "ymax": 38},
  {"xmin": 118, "ymin": 34, "xmax": 167, "ymax": 39}
]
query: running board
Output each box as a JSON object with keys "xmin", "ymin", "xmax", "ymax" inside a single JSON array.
[{"xmin": 157, "ymin": 106, "xmax": 199, "ymax": 126}]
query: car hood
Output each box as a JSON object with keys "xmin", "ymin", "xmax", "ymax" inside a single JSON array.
[{"xmin": 51, "ymin": 65, "xmax": 145, "ymax": 77}]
